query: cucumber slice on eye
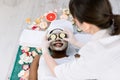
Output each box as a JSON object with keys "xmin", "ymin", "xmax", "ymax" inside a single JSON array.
[
  {"xmin": 50, "ymin": 34, "xmax": 56, "ymax": 40},
  {"xmin": 60, "ymin": 33, "xmax": 66, "ymax": 38}
]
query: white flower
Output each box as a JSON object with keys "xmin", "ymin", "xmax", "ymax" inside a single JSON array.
[
  {"xmin": 21, "ymin": 46, "xmax": 30, "ymax": 52},
  {"xmin": 22, "ymin": 64, "xmax": 30, "ymax": 70},
  {"xmin": 32, "ymin": 51, "xmax": 38, "ymax": 57},
  {"xmin": 20, "ymin": 53, "xmax": 29, "ymax": 63},
  {"xmin": 18, "ymin": 70, "xmax": 25, "ymax": 77},
  {"xmin": 36, "ymin": 48, "xmax": 42, "ymax": 53},
  {"xmin": 23, "ymin": 56, "xmax": 30, "ymax": 63},
  {"xmin": 20, "ymin": 70, "xmax": 30, "ymax": 80},
  {"xmin": 20, "ymin": 53, "xmax": 27, "ymax": 60},
  {"xmin": 23, "ymin": 56, "xmax": 33, "ymax": 63},
  {"xmin": 29, "ymin": 56, "xmax": 33, "ymax": 63},
  {"xmin": 18, "ymin": 60, "xmax": 24, "ymax": 65},
  {"xmin": 39, "ymin": 21, "xmax": 48, "ymax": 30}
]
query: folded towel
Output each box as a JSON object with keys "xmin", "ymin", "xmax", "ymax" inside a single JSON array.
[{"xmin": 19, "ymin": 29, "xmax": 46, "ymax": 48}]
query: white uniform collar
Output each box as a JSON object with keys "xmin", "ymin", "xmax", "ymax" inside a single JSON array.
[
  {"xmin": 91, "ymin": 28, "xmax": 120, "ymax": 45},
  {"xmin": 91, "ymin": 29, "xmax": 111, "ymax": 41}
]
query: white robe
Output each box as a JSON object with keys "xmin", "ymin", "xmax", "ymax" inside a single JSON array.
[
  {"xmin": 38, "ymin": 55, "xmax": 76, "ymax": 80},
  {"xmin": 54, "ymin": 29, "xmax": 120, "ymax": 80}
]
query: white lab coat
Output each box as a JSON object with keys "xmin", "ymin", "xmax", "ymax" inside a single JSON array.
[
  {"xmin": 38, "ymin": 55, "xmax": 76, "ymax": 80},
  {"xmin": 54, "ymin": 29, "xmax": 120, "ymax": 80}
]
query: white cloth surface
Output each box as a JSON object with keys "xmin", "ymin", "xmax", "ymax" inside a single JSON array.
[
  {"xmin": 54, "ymin": 29, "xmax": 120, "ymax": 80},
  {"xmin": 19, "ymin": 29, "xmax": 46, "ymax": 47},
  {"xmin": 38, "ymin": 55, "xmax": 76, "ymax": 80}
]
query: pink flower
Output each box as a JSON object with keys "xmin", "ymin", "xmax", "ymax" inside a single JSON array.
[
  {"xmin": 20, "ymin": 77, "xmax": 24, "ymax": 80},
  {"xmin": 22, "ymin": 64, "xmax": 30, "ymax": 71}
]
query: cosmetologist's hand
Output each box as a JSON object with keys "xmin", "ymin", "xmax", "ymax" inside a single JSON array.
[
  {"xmin": 63, "ymin": 28, "xmax": 83, "ymax": 48},
  {"xmin": 41, "ymin": 32, "xmax": 52, "ymax": 54},
  {"xmin": 63, "ymin": 28, "xmax": 77, "ymax": 46}
]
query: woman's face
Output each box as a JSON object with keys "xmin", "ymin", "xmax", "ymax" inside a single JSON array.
[{"xmin": 48, "ymin": 29, "xmax": 68, "ymax": 51}]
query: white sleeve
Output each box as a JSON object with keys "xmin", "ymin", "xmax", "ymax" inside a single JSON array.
[{"xmin": 54, "ymin": 57, "xmax": 99, "ymax": 80}]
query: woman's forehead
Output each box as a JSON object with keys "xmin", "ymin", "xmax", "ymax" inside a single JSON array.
[{"xmin": 50, "ymin": 29, "xmax": 63, "ymax": 34}]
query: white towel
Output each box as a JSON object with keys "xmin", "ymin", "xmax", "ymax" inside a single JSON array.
[
  {"xmin": 47, "ymin": 19, "xmax": 74, "ymax": 34},
  {"xmin": 19, "ymin": 29, "xmax": 46, "ymax": 48}
]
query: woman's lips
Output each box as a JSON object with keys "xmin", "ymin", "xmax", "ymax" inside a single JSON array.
[{"xmin": 53, "ymin": 43, "xmax": 63, "ymax": 47}]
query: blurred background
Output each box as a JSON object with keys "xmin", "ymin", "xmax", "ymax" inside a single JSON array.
[{"xmin": 0, "ymin": 0, "xmax": 120, "ymax": 80}]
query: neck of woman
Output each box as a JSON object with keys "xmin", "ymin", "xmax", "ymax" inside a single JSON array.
[{"xmin": 51, "ymin": 50, "xmax": 68, "ymax": 58}]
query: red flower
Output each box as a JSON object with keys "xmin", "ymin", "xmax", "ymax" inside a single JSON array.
[
  {"xmin": 25, "ymin": 52, "xmax": 30, "ymax": 56},
  {"xmin": 32, "ymin": 25, "xmax": 37, "ymax": 30}
]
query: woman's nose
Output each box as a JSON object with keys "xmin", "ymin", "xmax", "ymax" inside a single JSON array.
[
  {"xmin": 55, "ymin": 39, "xmax": 61, "ymax": 42},
  {"xmin": 56, "ymin": 36, "xmax": 61, "ymax": 40}
]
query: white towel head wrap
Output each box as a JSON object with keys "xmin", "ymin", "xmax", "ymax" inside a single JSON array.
[{"xmin": 47, "ymin": 19, "xmax": 74, "ymax": 34}]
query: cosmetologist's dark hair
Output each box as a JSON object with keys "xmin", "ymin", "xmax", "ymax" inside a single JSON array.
[{"xmin": 69, "ymin": 0, "xmax": 120, "ymax": 35}]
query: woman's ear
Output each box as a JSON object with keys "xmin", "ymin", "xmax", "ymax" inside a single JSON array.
[{"xmin": 82, "ymin": 22, "xmax": 91, "ymax": 31}]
